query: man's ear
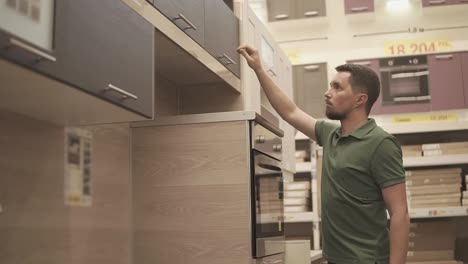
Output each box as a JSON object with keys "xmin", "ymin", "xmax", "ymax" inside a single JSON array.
[{"xmin": 355, "ymin": 93, "xmax": 368, "ymax": 108}]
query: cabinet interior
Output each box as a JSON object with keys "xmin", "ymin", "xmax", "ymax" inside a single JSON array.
[{"xmin": 153, "ymin": 29, "xmax": 244, "ymax": 117}]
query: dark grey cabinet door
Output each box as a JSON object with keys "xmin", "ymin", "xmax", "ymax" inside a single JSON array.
[
  {"xmin": 462, "ymin": 52, "xmax": 468, "ymax": 107},
  {"xmin": 344, "ymin": 0, "xmax": 375, "ymax": 14},
  {"xmin": 422, "ymin": 0, "xmax": 455, "ymax": 7},
  {"xmin": 53, "ymin": 0, "xmax": 153, "ymax": 117},
  {"xmin": 204, "ymin": 0, "xmax": 240, "ymax": 77},
  {"xmin": 293, "ymin": 63, "xmax": 327, "ymax": 118},
  {"xmin": 152, "ymin": 0, "xmax": 205, "ymax": 46},
  {"xmin": 296, "ymin": 0, "xmax": 327, "ymax": 18},
  {"xmin": 428, "ymin": 53, "xmax": 464, "ymax": 111},
  {"xmin": 267, "ymin": 0, "xmax": 296, "ymax": 21}
]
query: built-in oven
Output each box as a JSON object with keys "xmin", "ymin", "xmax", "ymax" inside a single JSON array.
[
  {"xmin": 251, "ymin": 121, "xmax": 285, "ymax": 258},
  {"xmin": 379, "ymin": 55, "xmax": 430, "ymax": 105}
]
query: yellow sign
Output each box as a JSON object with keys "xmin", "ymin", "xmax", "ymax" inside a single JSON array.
[
  {"xmin": 384, "ymin": 39, "xmax": 452, "ymax": 56},
  {"xmin": 392, "ymin": 113, "xmax": 458, "ymax": 124},
  {"xmin": 285, "ymin": 49, "xmax": 300, "ymax": 64}
]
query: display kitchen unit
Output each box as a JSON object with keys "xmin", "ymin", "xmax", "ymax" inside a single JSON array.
[{"xmin": 2, "ymin": 0, "xmax": 468, "ymax": 264}]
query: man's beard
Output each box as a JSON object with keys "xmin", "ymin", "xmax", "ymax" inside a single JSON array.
[{"xmin": 325, "ymin": 108, "xmax": 346, "ymax": 120}]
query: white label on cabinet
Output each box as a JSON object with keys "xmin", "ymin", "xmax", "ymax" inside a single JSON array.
[{"xmin": 64, "ymin": 128, "xmax": 93, "ymax": 207}]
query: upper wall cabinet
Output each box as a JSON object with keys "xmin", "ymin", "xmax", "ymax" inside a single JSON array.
[
  {"xmin": 344, "ymin": 0, "xmax": 375, "ymax": 14},
  {"xmin": 293, "ymin": 63, "xmax": 328, "ymax": 118},
  {"xmin": 267, "ymin": 0, "xmax": 326, "ymax": 22},
  {"xmin": 462, "ymin": 52, "xmax": 468, "ymax": 108},
  {"xmin": 0, "ymin": 0, "xmax": 154, "ymax": 123},
  {"xmin": 150, "ymin": 0, "xmax": 205, "ymax": 46},
  {"xmin": 149, "ymin": 0, "xmax": 240, "ymax": 78},
  {"xmin": 204, "ymin": 0, "xmax": 240, "ymax": 77},
  {"xmin": 428, "ymin": 53, "xmax": 465, "ymax": 111},
  {"xmin": 296, "ymin": 0, "xmax": 327, "ymax": 19},
  {"xmin": 422, "ymin": 0, "xmax": 468, "ymax": 7}
]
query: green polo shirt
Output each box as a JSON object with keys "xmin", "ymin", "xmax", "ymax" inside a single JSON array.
[{"xmin": 315, "ymin": 118, "xmax": 405, "ymax": 264}]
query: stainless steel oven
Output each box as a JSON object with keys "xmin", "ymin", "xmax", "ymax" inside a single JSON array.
[
  {"xmin": 251, "ymin": 121, "xmax": 285, "ymax": 258},
  {"xmin": 379, "ymin": 55, "xmax": 430, "ymax": 105}
]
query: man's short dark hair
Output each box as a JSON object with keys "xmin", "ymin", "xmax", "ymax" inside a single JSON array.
[{"xmin": 335, "ymin": 64, "xmax": 380, "ymax": 114}]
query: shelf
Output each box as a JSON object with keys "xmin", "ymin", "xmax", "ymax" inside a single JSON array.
[
  {"xmin": 295, "ymin": 131, "xmax": 310, "ymax": 140},
  {"xmin": 403, "ymin": 154, "xmax": 468, "ymax": 167},
  {"xmin": 381, "ymin": 120, "xmax": 468, "ymax": 135},
  {"xmin": 310, "ymin": 250, "xmax": 323, "ymax": 262},
  {"xmin": 284, "ymin": 212, "xmax": 320, "ymax": 223},
  {"xmin": 295, "ymin": 162, "xmax": 314, "ymax": 173},
  {"xmin": 409, "ymin": 206, "xmax": 468, "ymax": 219}
]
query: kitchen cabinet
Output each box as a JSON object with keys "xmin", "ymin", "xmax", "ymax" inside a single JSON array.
[
  {"xmin": 293, "ymin": 63, "xmax": 328, "ymax": 118},
  {"xmin": 204, "ymin": 0, "xmax": 240, "ymax": 77},
  {"xmin": 52, "ymin": 0, "xmax": 154, "ymax": 117},
  {"xmin": 422, "ymin": 0, "xmax": 455, "ymax": 7},
  {"xmin": 462, "ymin": 52, "xmax": 468, "ymax": 108},
  {"xmin": 296, "ymin": 0, "xmax": 327, "ymax": 19},
  {"xmin": 151, "ymin": 0, "xmax": 205, "ymax": 46},
  {"xmin": 267, "ymin": 0, "xmax": 326, "ymax": 21},
  {"xmin": 344, "ymin": 0, "xmax": 375, "ymax": 14},
  {"xmin": 267, "ymin": 0, "xmax": 296, "ymax": 21},
  {"xmin": 428, "ymin": 53, "xmax": 465, "ymax": 111},
  {"xmin": 0, "ymin": 0, "xmax": 154, "ymax": 118}
]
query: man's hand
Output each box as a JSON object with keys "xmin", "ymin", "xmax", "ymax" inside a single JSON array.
[{"xmin": 237, "ymin": 45, "xmax": 263, "ymax": 72}]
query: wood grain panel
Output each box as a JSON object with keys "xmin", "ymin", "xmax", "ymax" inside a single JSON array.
[
  {"xmin": 132, "ymin": 121, "xmax": 250, "ymax": 186},
  {"xmin": 133, "ymin": 184, "xmax": 250, "ymax": 231},
  {"xmin": 154, "ymin": 74, "xmax": 179, "ymax": 116},
  {"xmin": 0, "ymin": 110, "xmax": 132, "ymax": 264},
  {"xmin": 134, "ymin": 230, "xmax": 250, "ymax": 264}
]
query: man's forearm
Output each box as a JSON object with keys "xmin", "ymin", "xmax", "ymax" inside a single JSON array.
[
  {"xmin": 389, "ymin": 211, "xmax": 410, "ymax": 264},
  {"xmin": 254, "ymin": 68, "xmax": 297, "ymax": 121}
]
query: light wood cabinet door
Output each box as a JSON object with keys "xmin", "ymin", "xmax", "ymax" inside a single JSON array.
[
  {"xmin": 267, "ymin": 0, "xmax": 296, "ymax": 21},
  {"xmin": 296, "ymin": 0, "xmax": 327, "ymax": 18},
  {"xmin": 293, "ymin": 63, "xmax": 328, "ymax": 118}
]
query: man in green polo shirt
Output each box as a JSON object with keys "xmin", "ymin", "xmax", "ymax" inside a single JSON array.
[{"xmin": 238, "ymin": 45, "xmax": 409, "ymax": 264}]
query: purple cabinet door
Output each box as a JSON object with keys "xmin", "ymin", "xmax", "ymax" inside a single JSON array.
[
  {"xmin": 344, "ymin": 0, "xmax": 375, "ymax": 14},
  {"xmin": 348, "ymin": 59, "xmax": 382, "ymax": 114},
  {"xmin": 428, "ymin": 53, "xmax": 464, "ymax": 111},
  {"xmin": 422, "ymin": 0, "xmax": 456, "ymax": 7},
  {"xmin": 462, "ymin": 52, "xmax": 468, "ymax": 107}
]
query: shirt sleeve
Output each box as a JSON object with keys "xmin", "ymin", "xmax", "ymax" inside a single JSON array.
[
  {"xmin": 370, "ymin": 136, "xmax": 406, "ymax": 189},
  {"xmin": 315, "ymin": 120, "xmax": 339, "ymax": 146}
]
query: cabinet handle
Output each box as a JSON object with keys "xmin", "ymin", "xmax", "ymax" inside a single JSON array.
[
  {"xmin": 262, "ymin": 260, "xmax": 283, "ymax": 264},
  {"xmin": 304, "ymin": 65, "xmax": 320, "ymax": 71},
  {"xmin": 173, "ymin": 13, "xmax": 197, "ymax": 31},
  {"xmin": 351, "ymin": 6, "xmax": 369, "ymax": 12},
  {"xmin": 304, "ymin": 11, "xmax": 319, "ymax": 17},
  {"xmin": 104, "ymin": 84, "xmax": 138, "ymax": 100},
  {"xmin": 218, "ymin": 54, "xmax": 236, "ymax": 65},
  {"xmin": 275, "ymin": 14, "xmax": 289, "ymax": 20},
  {"xmin": 459, "ymin": 0, "xmax": 468, "ymax": 2},
  {"xmin": 352, "ymin": 61, "xmax": 371, "ymax": 66},
  {"xmin": 435, "ymin": 54, "xmax": 453, "ymax": 60},
  {"xmin": 428, "ymin": 0, "xmax": 446, "ymax": 4},
  {"xmin": 9, "ymin": 38, "xmax": 56, "ymax": 62}
]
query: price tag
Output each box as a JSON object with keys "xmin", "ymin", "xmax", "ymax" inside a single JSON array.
[
  {"xmin": 384, "ymin": 39, "xmax": 452, "ymax": 56},
  {"xmin": 392, "ymin": 113, "xmax": 457, "ymax": 124}
]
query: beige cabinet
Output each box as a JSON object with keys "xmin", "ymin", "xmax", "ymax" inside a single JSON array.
[
  {"xmin": 293, "ymin": 63, "xmax": 328, "ymax": 119},
  {"xmin": 268, "ymin": 0, "xmax": 327, "ymax": 21}
]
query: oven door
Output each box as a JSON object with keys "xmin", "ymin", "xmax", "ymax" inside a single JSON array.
[{"xmin": 252, "ymin": 150, "xmax": 285, "ymax": 258}]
